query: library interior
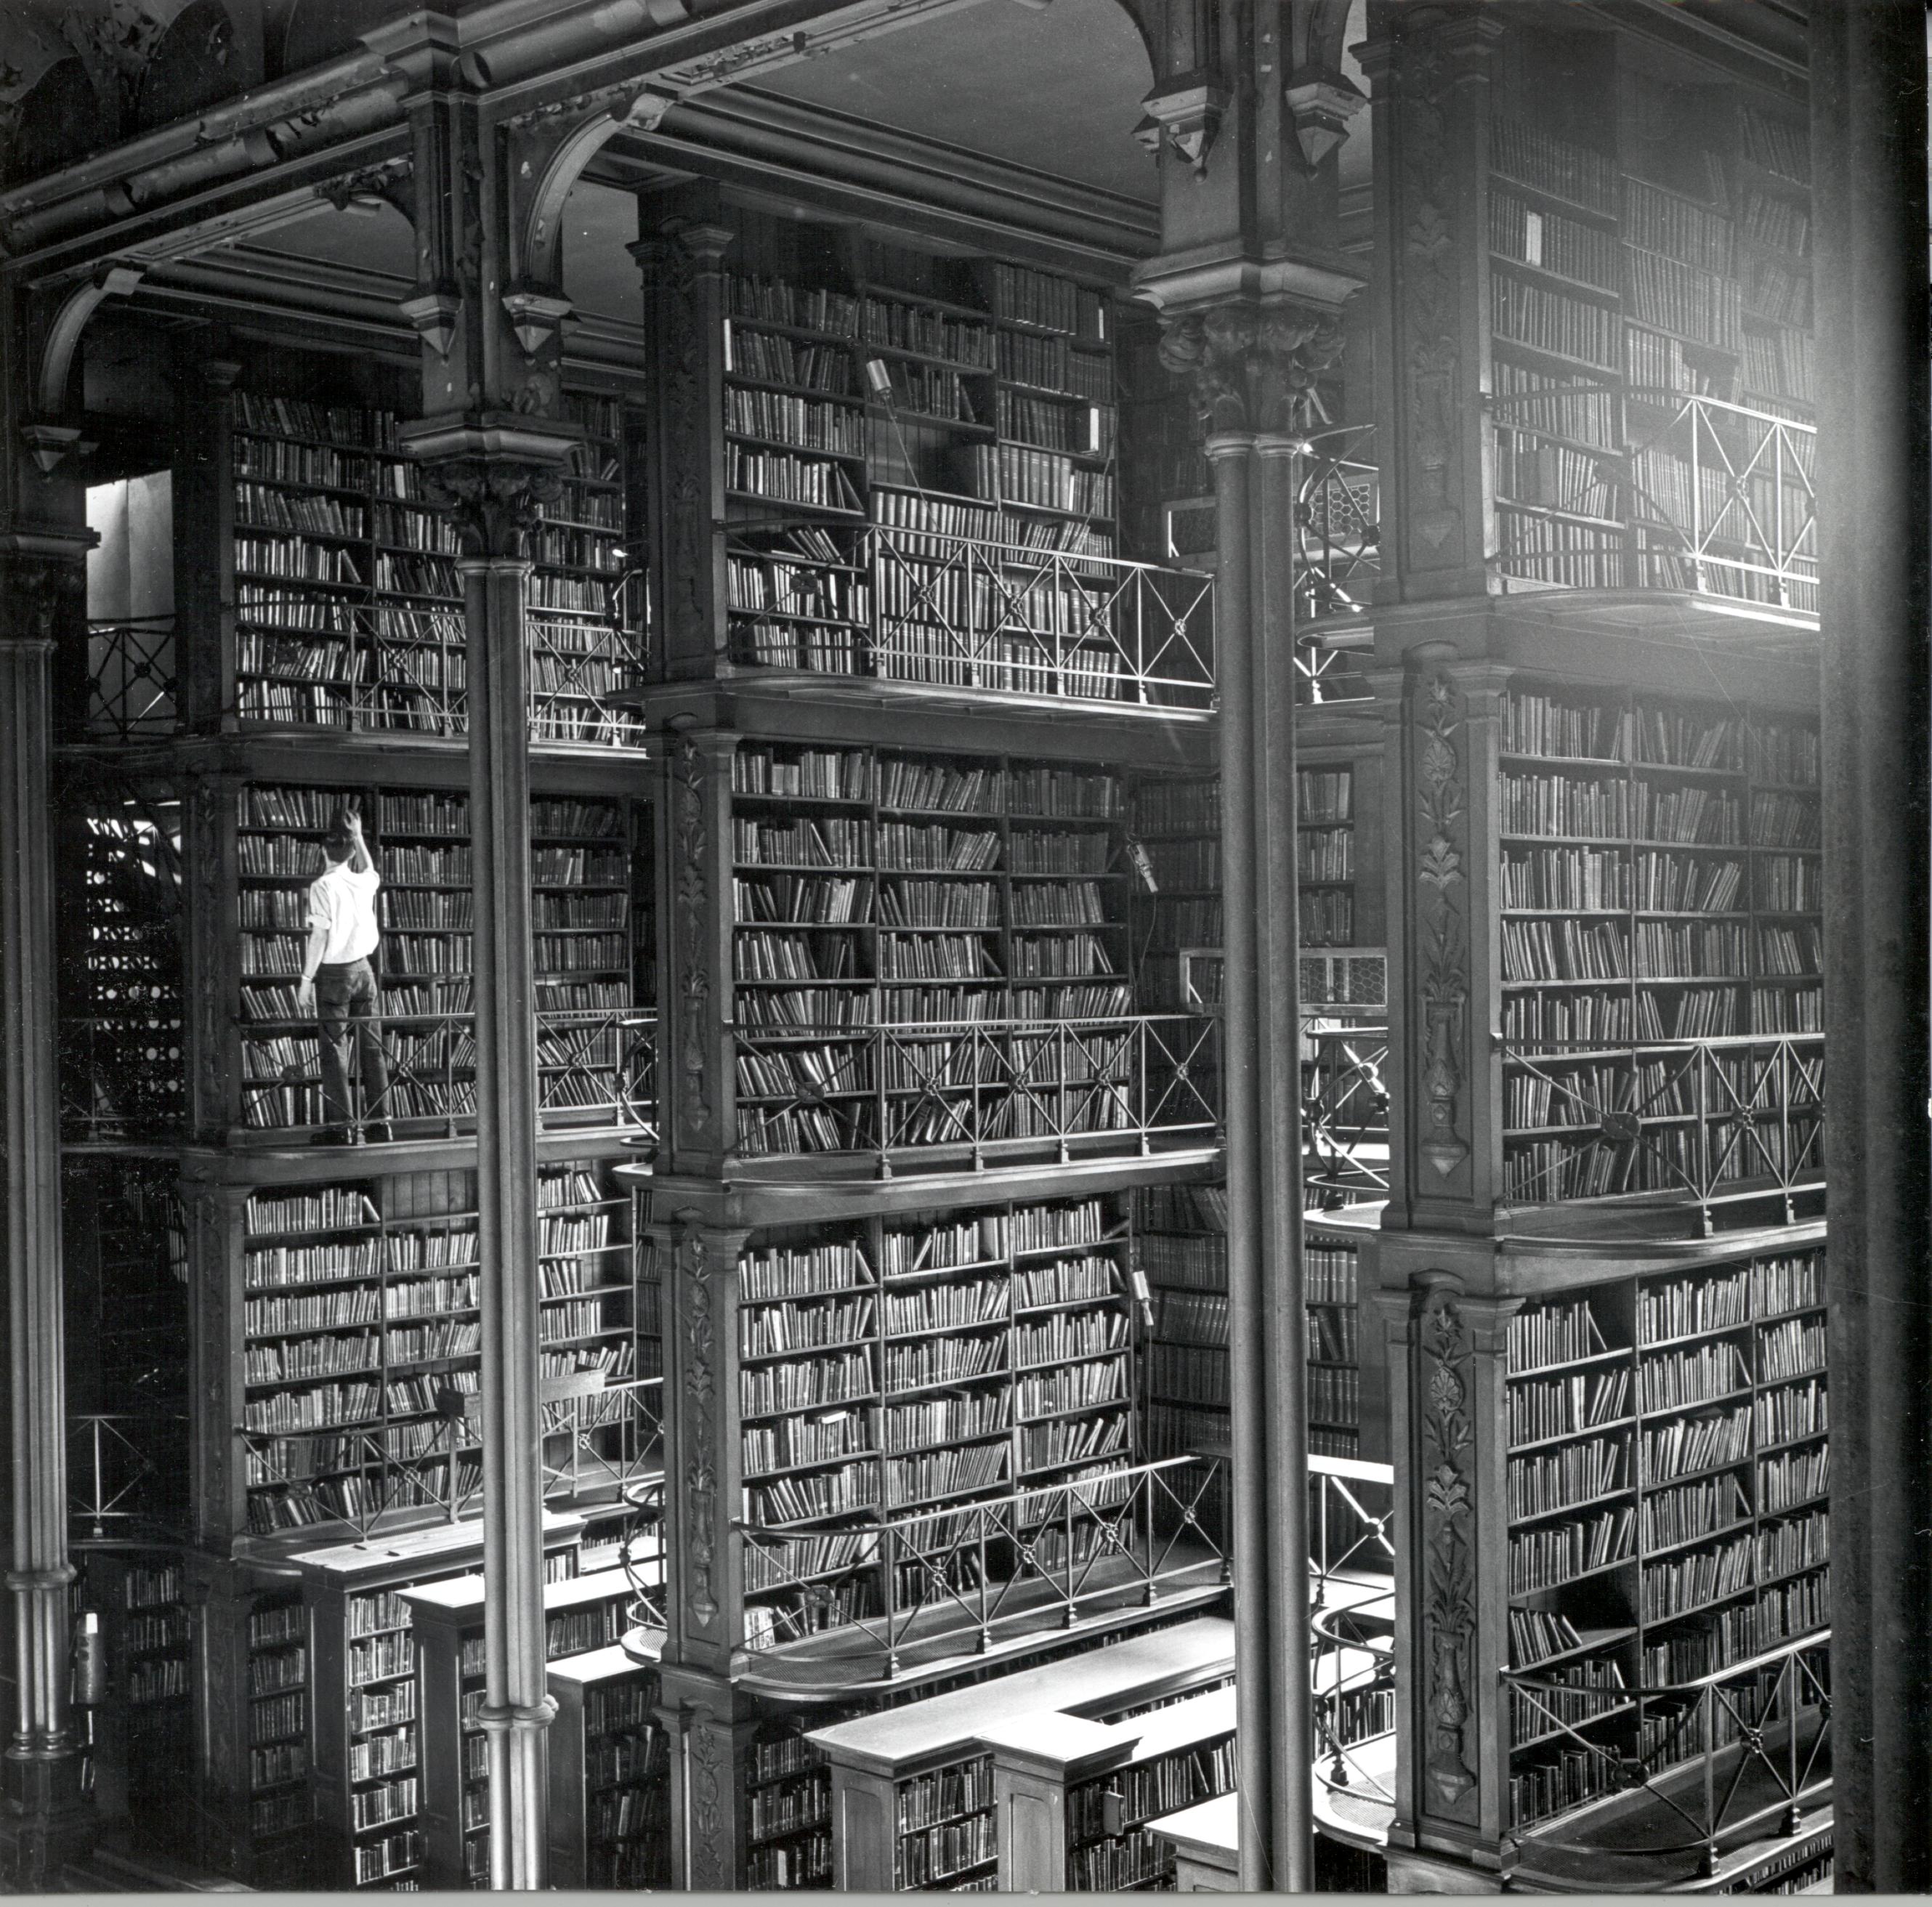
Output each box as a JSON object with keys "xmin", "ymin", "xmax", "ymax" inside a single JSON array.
[{"xmin": 0, "ymin": 0, "xmax": 1920, "ymax": 1895}]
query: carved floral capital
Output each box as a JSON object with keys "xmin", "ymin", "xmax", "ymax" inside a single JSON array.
[
  {"xmin": 1156, "ymin": 299, "xmax": 1346, "ymax": 437},
  {"xmin": 413, "ymin": 456, "xmax": 564, "ymax": 560}
]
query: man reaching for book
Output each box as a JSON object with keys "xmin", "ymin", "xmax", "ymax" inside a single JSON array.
[{"xmin": 295, "ymin": 805, "xmax": 392, "ymax": 1145}]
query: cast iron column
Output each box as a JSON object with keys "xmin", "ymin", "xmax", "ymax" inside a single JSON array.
[
  {"xmin": 410, "ymin": 445, "xmax": 569, "ymax": 1890},
  {"xmin": 1204, "ymin": 429, "xmax": 1280, "ymax": 1888},
  {"xmin": 0, "ymin": 542, "xmax": 92, "ymax": 1884},
  {"xmin": 1255, "ymin": 432, "xmax": 1311, "ymax": 1889}
]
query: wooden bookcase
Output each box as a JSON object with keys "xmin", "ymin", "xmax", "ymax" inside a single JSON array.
[
  {"xmin": 630, "ymin": 192, "xmax": 1230, "ymax": 1890},
  {"xmin": 223, "ymin": 386, "xmax": 642, "ymax": 742},
  {"xmin": 807, "ymin": 1616, "xmax": 1234, "ymax": 1891},
  {"xmin": 546, "ymin": 1637, "xmax": 671, "ymax": 1888},
  {"xmin": 292, "ymin": 1513, "xmax": 586, "ymax": 1889},
  {"xmin": 403, "ymin": 1567, "xmax": 635, "ymax": 1887},
  {"xmin": 1499, "ymin": 1240, "xmax": 1828, "ymax": 1834}
]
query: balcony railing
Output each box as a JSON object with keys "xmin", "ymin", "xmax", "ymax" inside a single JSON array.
[
  {"xmin": 1492, "ymin": 394, "xmax": 1819, "ymax": 625},
  {"xmin": 1303, "ymin": 1019, "xmax": 1391, "ymax": 1209},
  {"xmin": 1503, "ymin": 1630, "xmax": 1830, "ymax": 1882},
  {"xmin": 731, "ymin": 522, "xmax": 1216, "ymax": 710},
  {"xmin": 726, "ymin": 1456, "xmax": 1228, "ymax": 1686},
  {"xmin": 76, "ymin": 616, "xmax": 650, "ymax": 747},
  {"xmin": 1309, "ymin": 1457, "xmax": 1397, "ymax": 1814},
  {"xmin": 241, "ymin": 1374, "xmax": 663, "ymax": 1545},
  {"xmin": 1294, "ymin": 430, "xmax": 1381, "ymax": 707},
  {"xmin": 86, "ymin": 617, "xmax": 178, "ymax": 742},
  {"xmin": 65, "ymin": 1006, "xmax": 656, "ymax": 1145},
  {"xmin": 1501, "ymin": 1033, "xmax": 1824, "ymax": 1230},
  {"xmin": 70, "ymin": 1412, "xmax": 189, "ymax": 1545},
  {"xmin": 730, "ymin": 1012, "xmax": 1221, "ymax": 1170}
]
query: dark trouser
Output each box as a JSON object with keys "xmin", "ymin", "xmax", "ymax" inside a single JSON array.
[{"xmin": 316, "ymin": 957, "xmax": 391, "ymax": 1133}]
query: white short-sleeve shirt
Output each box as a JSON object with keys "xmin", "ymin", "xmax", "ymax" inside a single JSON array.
[{"xmin": 308, "ymin": 862, "xmax": 382, "ymax": 965}]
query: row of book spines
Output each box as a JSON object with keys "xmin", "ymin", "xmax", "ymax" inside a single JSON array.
[{"xmin": 1502, "ymin": 698, "xmax": 1819, "ymax": 781}]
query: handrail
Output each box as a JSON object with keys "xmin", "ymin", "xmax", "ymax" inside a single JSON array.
[
  {"xmin": 1491, "ymin": 392, "xmax": 1819, "ymax": 625},
  {"xmin": 1500, "ymin": 1032, "xmax": 1824, "ymax": 1229},
  {"xmin": 69, "ymin": 1412, "xmax": 189, "ymax": 1544},
  {"xmin": 85, "ymin": 615, "xmax": 178, "ymax": 741},
  {"xmin": 730, "ymin": 519, "xmax": 1216, "ymax": 710},
  {"xmin": 240, "ymin": 1373, "xmax": 663, "ymax": 1544},
  {"xmin": 1502, "ymin": 1628, "xmax": 1830, "ymax": 1876},
  {"xmin": 722, "ymin": 1455, "xmax": 1228, "ymax": 1678},
  {"xmin": 732, "ymin": 1011, "xmax": 1220, "ymax": 1167},
  {"xmin": 1309, "ymin": 1455, "xmax": 1397, "ymax": 1805}
]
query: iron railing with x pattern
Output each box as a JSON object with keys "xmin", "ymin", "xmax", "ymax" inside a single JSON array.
[
  {"xmin": 731, "ymin": 1013, "xmax": 1221, "ymax": 1169},
  {"xmin": 1303, "ymin": 1021, "xmax": 1391, "ymax": 1210},
  {"xmin": 1503, "ymin": 1630, "xmax": 1830, "ymax": 1881},
  {"xmin": 81, "ymin": 612, "xmax": 650, "ymax": 745},
  {"xmin": 225, "ymin": 1005, "xmax": 657, "ymax": 1145},
  {"xmin": 1501, "ymin": 1033, "xmax": 1824, "ymax": 1231},
  {"xmin": 725, "ymin": 1457, "xmax": 1228, "ymax": 1683},
  {"xmin": 733, "ymin": 522, "xmax": 1216, "ymax": 708},
  {"xmin": 241, "ymin": 1374, "xmax": 663, "ymax": 1545},
  {"xmin": 70, "ymin": 1413, "xmax": 190, "ymax": 1546},
  {"xmin": 1309, "ymin": 1455, "xmax": 1398, "ymax": 1807},
  {"xmin": 86, "ymin": 617, "xmax": 179, "ymax": 741},
  {"xmin": 1293, "ymin": 428, "xmax": 1381, "ymax": 705},
  {"xmin": 1491, "ymin": 393, "xmax": 1818, "ymax": 625}
]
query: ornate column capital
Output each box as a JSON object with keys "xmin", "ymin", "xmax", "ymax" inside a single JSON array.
[
  {"xmin": 1156, "ymin": 297, "xmax": 1347, "ymax": 436},
  {"xmin": 0, "ymin": 540, "xmax": 88, "ymax": 649},
  {"xmin": 397, "ymin": 423, "xmax": 576, "ymax": 561}
]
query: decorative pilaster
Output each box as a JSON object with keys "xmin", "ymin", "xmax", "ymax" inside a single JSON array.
[
  {"xmin": 174, "ymin": 356, "xmax": 241, "ymax": 734},
  {"xmin": 653, "ymin": 733, "xmax": 738, "ymax": 1178},
  {"xmin": 1384, "ymin": 659, "xmax": 1511, "ymax": 1231},
  {"xmin": 651, "ymin": 1219, "xmax": 749, "ymax": 1675},
  {"xmin": 1359, "ymin": 6, "xmax": 1505, "ymax": 604},
  {"xmin": 182, "ymin": 773, "xmax": 245, "ymax": 1143},
  {"xmin": 181, "ymin": 1549, "xmax": 258, "ymax": 1881},
  {"xmin": 1380, "ymin": 1276, "xmax": 1521, "ymax": 1876},
  {"xmin": 634, "ymin": 205, "xmax": 735, "ymax": 684},
  {"xmin": 656, "ymin": 1665, "xmax": 759, "ymax": 1890},
  {"xmin": 181, "ymin": 1182, "xmax": 248, "ymax": 1555}
]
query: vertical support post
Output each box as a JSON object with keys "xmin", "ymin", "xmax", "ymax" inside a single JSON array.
[
  {"xmin": 182, "ymin": 774, "xmax": 246, "ymax": 1145},
  {"xmin": 1203, "ymin": 429, "xmax": 1278, "ymax": 1890},
  {"xmin": 0, "ymin": 537, "xmax": 93, "ymax": 1885},
  {"xmin": 634, "ymin": 200, "xmax": 735, "ymax": 687},
  {"xmin": 656, "ymin": 1667, "xmax": 756, "ymax": 1891},
  {"xmin": 1255, "ymin": 434, "xmax": 1311, "ymax": 1890},
  {"xmin": 174, "ymin": 356, "xmax": 241, "ymax": 735},
  {"xmin": 182, "ymin": 1183, "xmax": 248, "ymax": 1556},
  {"xmin": 1811, "ymin": 1, "xmax": 1931, "ymax": 1890},
  {"xmin": 651, "ymin": 735, "xmax": 739, "ymax": 1179}
]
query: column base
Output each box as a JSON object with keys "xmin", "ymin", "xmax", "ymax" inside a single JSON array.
[
  {"xmin": 1385, "ymin": 1845, "xmax": 1508, "ymax": 1895},
  {"xmin": 0, "ymin": 1751, "xmax": 95, "ymax": 1892}
]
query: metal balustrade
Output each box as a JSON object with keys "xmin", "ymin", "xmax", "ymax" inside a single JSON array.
[
  {"xmin": 77, "ymin": 617, "xmax": 650, "ymax": 745},
  {"xmin": 724, "ymin": 1456, "xmax": 1228, "ymax": 1683},
  {"xmin": 730, "ymin": 1012, "xmax": 1221, "ymax": 1169},
  {"xmin": 1303, "ymin": 1020, "xmax": 1391, "ymax": 1208},
  {"xmin": 1502, "ymin": 1630, "xmax": 1830, "ymax": 1881},
  {"xmin": 70, "ymin": 1413, "xmax": 189, "ymax": 1545},
  {"xmin": 1310, "ymin": 1456, "xmax": 1397, "ymax": 1809},
  {"xmin": 1492, "ymin": 394, "xmax": 1819, "ymax": 625},
  {"xmin": 86, "ymin": 617, "xmax": 179, "ymax": 740},
  {"xmin": 240, "ymin": 1374, "xmax": 663, "ymax": 1544},
  {"xmin": 1500, "ymin": 1033, "xmax": 1824, "ymax": 1229},
  {"xmin": 1294, "ymin": 430, "xmax": 1381, "ymax": 706},
  {"xmin": 734, "ymin": 522, "xmax": 1216, "ymax": 708}
]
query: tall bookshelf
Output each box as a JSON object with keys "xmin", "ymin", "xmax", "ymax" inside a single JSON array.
[
  {"xmin": 1500, "ymin": 1244, "xmax": 1828, "ymax": 1839},
  {"xmin": 1496, "ymin": 684, "xmax": 1822, "ymax": 1210},
  {"xmin": 633, "ymin": 194, "xmax": 1228, "ymax": 1890},
  {"xmin": 228, "ymin": 388, "xmax": 642, "ymax": 741},
  {"xmin": 1479, "ymin": 98, "xmax": 1817, "ymax": 612},
  {"xmin": 546, "ymin": 1640, "xmax": 671, "ymax": 1888}
]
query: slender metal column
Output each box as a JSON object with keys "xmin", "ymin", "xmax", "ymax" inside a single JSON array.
[
  {"xmin": 459, "ymin": 545, "xmax": 552, "ymax": 1892},
  {"xmin": 1208, "ymin": 429, "xmax": 1279, "ymax": 1890},
  {"xmin": 1254, "ymin": 434, "xmax": 1311, "ymax": 1889},
  {"xmin": 0, "ymin": 551, "xmax": 89, "ymax": 1882}
]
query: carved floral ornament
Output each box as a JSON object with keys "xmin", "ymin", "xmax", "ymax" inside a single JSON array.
[
  {"xmin": 415, "ymin": 456, "xmax": 563, "ymax": 560},
  {"xmin": 1155, "ymin": 299, "xmax": 1345, "ymax": 437},
  {"xmin": 676, "ymin": 1223, "xmax": 722, "ymax": 1632},
  {"xmin": 1419, "ymin": 1282, "xmax": 1479, "ymax": 1814},
  {"xmin": 1417, "ymin": 674, "xmax": 1470, "ymax": 1178}
]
